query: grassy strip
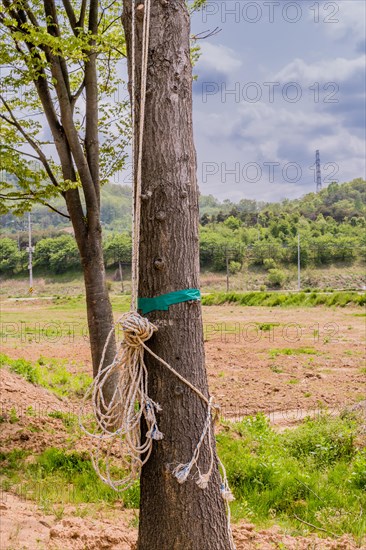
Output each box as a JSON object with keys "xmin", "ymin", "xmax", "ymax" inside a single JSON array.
[
  {"xmin": 0, "ymin": 447, "xmax": 139, "ymax": 513},
  {"xmin": 217, "ymin": 412, "xmax": 365, "ymax": 541},
  {"xmin": 202, "ymin": 291, "xmax": 366, "ymax": 308},
  {"xmin": 0, "ymin": 410, "xmax": 364, "ymax": 540},
  {"xmin": 268, "ymin": 347, "xmax": 319, "ymax": 358},
  {"xmin": 0, "ymin": 354, "xmax": 92, "ymax": 398}
]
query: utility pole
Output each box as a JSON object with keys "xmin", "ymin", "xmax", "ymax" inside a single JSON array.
[
  {"xmin": 297, "ymin": 233, "xmax": 301, "ymax": 291},
  {"xmin": 26, "ymin": 212, "xmax": 34, "ymax": 292},
  {"xmin": 118, "ymin": 261, "xmax": 124, "ymax": 293},
  {"xmin": 226, "ymin": 248, "xmax": 230, "ymax": 292}
]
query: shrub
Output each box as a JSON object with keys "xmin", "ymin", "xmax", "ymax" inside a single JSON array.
[
  {"xmin": 0, "ymin": 238, "xmax": 25, "ymax": 274},
  {"xmin": 229, "ymin": 261, "xmax": 241, "ymax": 275},
  {"xmin": 0, "ymin": 354, "xmax": 91, "ymax": 398},
  {"xmin": 350, "ymin": 451, "xmax": 366, "ymax": 489},
  {"xmin": 267, "ymin": 268, "xmax": 286, "ymax": 288},
  {"xmin": 5, "ymin": 447, "xmax": 140, "ymax": 508},
  {"xmin": 223, "ymin": 216, "xmax": 241, "ymax": 230},
  {"xmin": 34, "ymin": 235, "xmax": 80, "ymax": 274},
  {"xmin": 201, "ymin": 291, "xmax": 366, "ymax": 308},
  {"xmin": 281, "ymin": 415, "xmax": 357, "ymax": 467},
  {"xmin": 103, "ymin": 233, "xmax": 132, "ymax": 267},
  {"xmin": 263, "ymin": 258, "xmax": 277, "ymax": 271}
]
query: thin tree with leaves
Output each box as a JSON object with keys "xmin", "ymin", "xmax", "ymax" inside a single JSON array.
[{"xmin": 0, "ymin": 0, "xmax": 129, "ymax": 379}]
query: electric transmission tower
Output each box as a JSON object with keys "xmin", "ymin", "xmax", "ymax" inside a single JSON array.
[{"xmin": 315, "ymin": 149, "xmax": 322, "ymax": 193}]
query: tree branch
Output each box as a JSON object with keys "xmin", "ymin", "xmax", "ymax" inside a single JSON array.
[
  {"xmin": 0, "ymin": 193, "xmax": 33, "ymax": 200},
  {"xmin": 0, "ymin": 98, "xmax": 60, "ymax": 190},
  {"xmin": 2, "ymin": 3, "xmax": 63, "ymax": 138},
  {"xmin": 22, "ymin": 0, "xmax": 41, "ymax": 28},
  {"xmin": 71, "ymin": 76, "xmax": 86, "ymax": 108},
  {"xmin": 46, "ymin": 54, "xmax": 99, "ymax": 221},
  {"xmin": 1, "ymin": 2, "xmax": 88, "ymax": 240},
  {"xmin": 1, "ymin": 0, "xmax": 100, "ymax": 237},
  {"xmin": 109, "ymin": 46, "xmax": 126, "ymax": 58},
  {"xmin": 61, "ymin": 0, "xmax": 78, "ymax": 32},
  {"xmin": 293, "ymin": 515, "xmax": 340, "ymax": 538},
  {"xmin": 85, "ymin": 0, "xmax": 100, "ymax": 202},
  {"xmin": 43, "ymin": 0, "xmax": 72, "ymax": 101},
  {"xmin": 100, "ymin": 15, "xmax": 123, "ymax": 34},
  {"xmin": 0, "ymin": 193, "xmax": 70, "ymax": 219},
  {"xmin": 191, "ymin": 27, "xmax": 221, "ymax": 40},
  {"xmin": 37, "ymin": 199, "xmax": 71, "ymax": 219},
  {"xmin": 1, "ymin": 146, "xmax": 41, "ymax": 161},
  {"xmin": 78, "ymin": 0, "xmax": 88, "ymax": 29}
]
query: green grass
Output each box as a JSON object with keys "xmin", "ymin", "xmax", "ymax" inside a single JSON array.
[
  {"xmin": 48, "ymin": 410, "xmax": 80, "ymax": 429},
  {"xmin": 1, "ymin": 356, "xmax": 40, "ymax": 384},
  {"xmin": 287, "ymin": 378, "xmax": 300, "ymax": 385},
  {"xmin": 0, "ymin": 354, "xmax": 92, "ymax": 398},
  {"xmin": 269, "ymin": 347, "xmax": 318, "ymax": 358},
  {"xmin": 257, "ymin": 322, "xmax": 281, "ymax": 331},
  {"xmin": 0, "ymin": 294, "xmax": 130, "ymax": 342},
  {"xmin": 0, "ymin": 447, "xmax": 139, "ymax": 509},
  {"xmin": 270, "ymin": 365, "xmax": 283, "ymax": 374},
  {"xmin": 50, "ymin": 294, "xmax": 131, "ymax": 312},
  {"xmin": 202, "ymin": 291, "xmax": 366, "ymax": 308},
  {"xmin": 217, "ymin": 413, "xmax": 366, "ymax": 541},
  {"xmin": 1, "ymin": 412, "xmax": 364, "ymax": 541}
]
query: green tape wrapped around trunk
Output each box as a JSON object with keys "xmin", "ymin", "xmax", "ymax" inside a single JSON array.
[{"xmin": 138, "ymin": 289, "xmax": 201, "ymax": 315}]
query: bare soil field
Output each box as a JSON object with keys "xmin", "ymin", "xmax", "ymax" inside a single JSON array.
[
  {"xmin": 0, "ymin": 490, "xmax": 360, "ymax": 550},
  {"xmin": 1, "ymin": 300, "xmax": 365, "ymax": 424},
  {"xmin": 1, "ymin": 299, "xmax": 365, "ymax": 549}
]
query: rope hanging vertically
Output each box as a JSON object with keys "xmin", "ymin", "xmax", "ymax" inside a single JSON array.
[
  {"xmin": 79, "ymin": 1, "xmax": 236, "ymax": 547},
  {"xmin": 131, "ymin": 0, "xmax": 151, "ymax": 311}
]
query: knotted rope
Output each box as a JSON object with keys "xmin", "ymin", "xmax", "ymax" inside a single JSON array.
[
  {"xmin": 79, "ymin": 313, "xmax": 161, "ymax": 490},
  {"xmin": 79, "ymin": 312, "xmax": 233, "ymax": 496},
  {"xmin": 80, "ymin": 311, "xmax": 236, "ymax": 547}
]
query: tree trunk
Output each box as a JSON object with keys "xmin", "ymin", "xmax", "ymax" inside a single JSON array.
[
  {"xmin": 122, "ymin": 1, "xmax": 232, "ymax": 548},
  {"xmin": 79, "ymin": 227, "xmax": 117, "ymax": 378},
  {"xmin": 60, "ymin": 162, "xmax": 116, "ymax": 380}
]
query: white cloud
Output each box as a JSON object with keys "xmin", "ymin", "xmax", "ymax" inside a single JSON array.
[
  {"xmin": 272, "ymin": 55, "xmax": 365, "ymax": 83},
  {"xmin": 194, "ymin": 97, "xmax": 365, "ymax": 201},
  {"xmin": 191, "ymin": 1, "xmax": 366, "ymax": 202},
  {"xmin": 319, "ymin": 1, "xmax": 366, "ymax": 44},
  {"xmin": 197, "ymin": 43, "xmax": 243, "ymax": 75}
]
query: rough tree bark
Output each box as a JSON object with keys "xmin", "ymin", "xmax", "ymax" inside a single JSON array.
[{"xmin": 122, "ymin": 1, "xmax": 232, "ymax": 548}]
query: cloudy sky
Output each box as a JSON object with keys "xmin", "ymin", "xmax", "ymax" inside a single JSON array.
[{"xmin": 190, "ymin": 0, "xmax": 366, "ymax": 201}]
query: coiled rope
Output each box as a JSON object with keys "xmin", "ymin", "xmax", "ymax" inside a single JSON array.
[
  {"xmin": 79, "ymin": 1, "xmax": 235, "ymax": 547},
  {"xmin": 80, "ymin": 311, "xmax": 235, "ymax": 547}
]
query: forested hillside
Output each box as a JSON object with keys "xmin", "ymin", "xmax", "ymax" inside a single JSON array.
[
  {"xmin": 199, "ymin": 179, "xmax": 366, "ymax": 273},
  {"xmin": 1, "ymin": 179, "xmax": 365, "ymax": 282}
]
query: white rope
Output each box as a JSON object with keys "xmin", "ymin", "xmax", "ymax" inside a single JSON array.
[
  {"xmin": 79, "ymin": 313, "xmax": 162, "ymax": 490},
  {"xmin": 80, "ymin": 312, "xmax": 236, "ymax": 548},
  {"xmin": 80, "ymin": 1, "xmax": 236, "ymax": 547},
  {"xmin": 131, "ymin": 0, "xmax": 151, "ymax": 311},
  {"xmin": 130, "ymin": 0, "xmax": 137, "ymax": 309}
]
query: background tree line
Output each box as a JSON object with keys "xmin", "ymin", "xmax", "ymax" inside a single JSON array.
[{"xmin": 1, "ymin": 179, "xmax": 365, "ymax": 276}]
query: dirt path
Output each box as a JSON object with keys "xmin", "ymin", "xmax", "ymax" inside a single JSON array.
[{"xmin": 0, "ymin": 492, "xmax": 361, "ymax": 550}]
